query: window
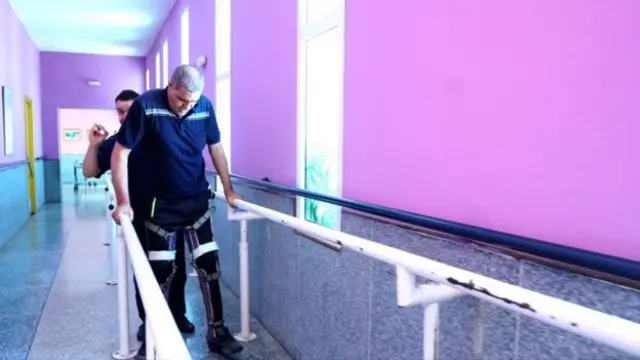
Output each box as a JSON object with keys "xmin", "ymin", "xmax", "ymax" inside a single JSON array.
[
  {"xmin": 181, "ymin": 7, "xmax": 190, "ymax": 64},
  {"xmin": 162, "ymin": 40, "xmax": 169, "ymax": 86},
  {"xmin": 215, "ymin": 0, "xmax": 232, "ymax": 191},
  {"xmin": 155, "ymin": 52, "xmax": 160, "ymax": 88},
  {"xmin": 296, "ymin": 0, "xmax": 344, "ymax": 229},
  {"xmin": 215, "ymin": 0, "xmax": 231, "ymax": 76},
  {"xmin": 145, "ymin": 69, "xmax": 150, "ymax": 90}
]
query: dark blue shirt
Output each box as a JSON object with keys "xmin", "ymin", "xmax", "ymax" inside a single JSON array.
[
  {"xmin": 116, "ymin": 88, "xmax": 220, "ymax": 200},
  {"xmin": 97, "ymin": 135, "xmax": 153, "ymax": 219}
]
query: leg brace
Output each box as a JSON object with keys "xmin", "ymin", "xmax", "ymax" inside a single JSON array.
[
  {"xmin": 146, "ymin": 209, "xmax": 223, "ymax": 331},
  {"xmin": 145, "ymin": 222, "xmax": 178, "ymax": 298}
]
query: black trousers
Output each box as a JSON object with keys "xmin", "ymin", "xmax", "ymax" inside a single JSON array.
[
  {"xmin": 133, "ymin": 191, "xmax": 225, "ymax": 329},
  {"xmin": 132, "ymin": 219, "xmax": 188, "ymax": 322}
]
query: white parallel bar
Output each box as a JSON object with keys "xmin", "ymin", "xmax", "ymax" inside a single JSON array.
[
  {"xmin": 214, "ymin": 192, "xmax": 640, "ymax": 356},
  {"xmin": 396, "ymin": 266, "xmax": 463, "ymax": 307},
  {"xmin": 227, "ymin": 204, "xmax": 263, "ymax": 221},
  {"xmin": 121, "ymin": 215, "xmax": 191, "ymax": 359},
  {"xmin": 114, "ymin": 231, "xmax": 135, "ymax": 359},
  {"xmin": 146, "ymin": 318, "xmax": 155, "ymax": 360},
  {"xmin": 234, "ymin": 220, "xmax": 256, "ymax": 342},
  {"xmin": 107, "ymin": 178, "xmax": 190, "ymax": 360}
]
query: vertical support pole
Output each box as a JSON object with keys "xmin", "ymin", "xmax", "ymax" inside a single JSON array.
[
  {"xmin": 112, "ymin": 231, "xmax": 136, "ymax": 360},
  {"xmin": 423, "ymin": 303, "xmax": 440, "ymax": 360},
  {"xmin": 107, "ymin": 204, "xmax": 118, "ymax": 285},
  {"xmin": 106, "ymin": 223, "xmax": 118, "ymax": 285},
  {"xmin": 234, "ymin": 220, "xmax": 257, "ymax": 342},
  {"xmin": 104, "ymin": 194, "xmax": 112, "ymax": 245}
]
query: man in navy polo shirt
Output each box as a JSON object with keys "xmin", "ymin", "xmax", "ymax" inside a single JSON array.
[
  {"xmin": 81, "ymin": 89, "xmax": 196, "ymax": 348},
  {"xmin": 111, "ymin": 65, "xmax": 243, "ymax": 355}
]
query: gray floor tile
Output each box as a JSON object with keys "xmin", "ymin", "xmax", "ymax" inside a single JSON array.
[{"xmin": 23, "ymin": 187, "xmax": 290, "ymax": 360}]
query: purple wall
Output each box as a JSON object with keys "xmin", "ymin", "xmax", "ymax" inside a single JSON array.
[
  {"xmin": 40, "ymin": 52, "xmax": 145, "ymax": 158},
  {"xmin": 0, "ymin": 0, "xmax": 42, "ymax": 163},
  {"xmin": 149, "ymin": 0, "xmax": 640, "ymax": 260}
]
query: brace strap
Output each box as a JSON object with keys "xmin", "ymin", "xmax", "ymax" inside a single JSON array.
[
  {"xmin": 145, "ymin": 209, "xmax": 212, "ymax": 238},
  {"xmin": 145, "ymin": 222, "xmax": 176, "ymax": 239},
  {"xmin": 148, "ymin": 250, "xmax": 176, "ymax": 261},
  {"xmin": 192, "ymin": 241, "xmax": 219, "ymax": 259},
  {"xmin": 189, "ymin": 209, "xmax": 212, "ymax": 230},
  {"xmin": 196, "ymin": 267, "xmax": 220, "ymax": 281}
]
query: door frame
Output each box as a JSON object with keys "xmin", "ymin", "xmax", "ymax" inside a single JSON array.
[{"xmin": 25, "ymin": 96, "xmax": 37, "ymax": 214}]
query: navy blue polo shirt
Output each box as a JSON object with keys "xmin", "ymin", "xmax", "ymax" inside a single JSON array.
[
  {"xmin": 96, "ymin": 135, "xmax": 153, "ymax": 219},
  {"xmin": 116, "ymin": 88, "xmax": 220, "ymax": 200}
]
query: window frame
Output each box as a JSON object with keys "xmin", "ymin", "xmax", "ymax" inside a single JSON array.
[
  {"xmin": 215, "ymin": 0, "xmax": 232, "ymax": 191},
  {"xmin": 181, "ymin": 7, "xmax": 190, "ymax": 65},
  {"xmin": 162, "ymin": 40, "xmax": 169, "ymax": 86},
  {"xmin": 155, "ymin": 52, "xmax": 161, "ymax": 88},
  {"xmin": 295, "ymin": 0, "xmax": 345, "ymax": 229}
]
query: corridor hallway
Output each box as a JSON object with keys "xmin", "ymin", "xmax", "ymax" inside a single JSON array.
[{"xmin": 0, "ymin": 185, "xmax": 291, "ymax": 360}]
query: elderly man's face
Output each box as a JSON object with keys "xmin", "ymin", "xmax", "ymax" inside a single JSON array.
[
  {"xmin": 115, "ymin": 100, "xmax": 134, "ymax": 124},
  {"xmin": 167, "ymin": 82, "xmax": 201, "ymax": 118}
]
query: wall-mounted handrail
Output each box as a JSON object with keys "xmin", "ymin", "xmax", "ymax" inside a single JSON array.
[
  {"xmin": 207, "ymin": 170, "xmax": 640, "ymax": 285},
  {"xmin": 216, "ymin": 192, "xmax": 640, "ymax": 358},
  {"xmin": 0, "ymin": 157, "xmax": 44, "ymax": 171},
  {"xmin": 106, "ymin": 178, "xmax": 191, "ymax": 360}
]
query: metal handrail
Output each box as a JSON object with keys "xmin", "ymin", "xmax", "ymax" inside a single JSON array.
[
  {"xmin": 216, "ymin": 191, "xmax": 640, "ymax": 359},
  {"xmin": 105, "ymin": 177, "xmax": 191, "ymax": 360}
]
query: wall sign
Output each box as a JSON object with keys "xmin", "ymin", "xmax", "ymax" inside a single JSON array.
[{"xmin": 63, "ymin": 128, "xmax": 82, "ymax": 141}]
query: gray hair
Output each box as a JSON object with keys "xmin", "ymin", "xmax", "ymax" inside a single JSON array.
[{"xmin": 170, "ymin": 64, "xmax": 205, "ymax": 93}]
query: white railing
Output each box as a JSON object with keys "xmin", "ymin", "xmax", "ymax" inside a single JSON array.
[
  {"xmin": 105, "ymin": 178, "xmax": 191, "ymax": 360},
  {"xmin": 214, "ymin": 192, "xmax": 640, "ymax": 359}
]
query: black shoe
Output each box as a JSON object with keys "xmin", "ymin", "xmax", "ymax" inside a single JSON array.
[
  {"xmin": 207, "ymin": 326, "xmax": 243, "ymax": 355},
  {"xmin": 137, "ymin": 316, "xmax": 194, "ymax": 342},
  {"xmin": 175, "ymin": 315, "xmax": 196, "ymax": 334},
  {"xmin": 137, "ymin": 324, "xmax": 145, "ymax": 342}
]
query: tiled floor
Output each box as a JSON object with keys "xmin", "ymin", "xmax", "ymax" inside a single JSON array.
[{"xmin": 0, "ymin": 186, "xmax": 291, "ymax": 360}]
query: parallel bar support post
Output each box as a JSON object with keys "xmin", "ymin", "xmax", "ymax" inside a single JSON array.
[
  {"xmin": 423, "ymin": 304, "xmax": 439, "ymax": 360},
  {"xmin": 234, "ymin": 219, "xmax": 257, "ymax": 342},
  {"xmin": 106, "ymin": 204, "xmax": 118, "ymax": 285},
  {"xmin": 396, "ymin": 266, "xmax": 465, "ymax": 360},
  {"xmin": 112, "ymin": 231, "xmax": 136, "ymax": 360},
  {"xmin": 221, "ymin": 203, "xmax": 262, "ymax": 342},
  {"xmin": 104, "ymin": 193, "xmax": 112, "ymax": 245}
]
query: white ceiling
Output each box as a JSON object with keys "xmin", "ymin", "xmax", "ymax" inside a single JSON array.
[{"xmin": 9, "ymin": 0, "xmax": 176, "ymax": 56}]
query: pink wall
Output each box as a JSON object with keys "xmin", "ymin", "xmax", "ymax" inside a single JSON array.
[
  {"xmin": 58, "ymin": 108, "xmax": 121, "ymax": 155},
  {"xmin": 0, "ymin": 0, "xmax": 42, "ymax": 163},
  {"xmin": 149, "ymin": 0, "xmax": 640, "ymax": 259},
  {"xmin": 343, "ymin": 0, "xmax": 640, "ymax": 259},
  {"xmin": 40, "ymin": 52, "xmax": 145, "ymax": 158},
  {"xmin": 230, "ymin": 0, "xmax": 298, "ymax": 185}
]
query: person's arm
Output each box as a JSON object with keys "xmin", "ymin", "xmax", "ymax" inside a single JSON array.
[
  {"xmin": 82, "ymin": 144, "xmax": 101, "ymax": 178},
  {"xmin": 205, "ymin": 103, "xmax": 233, "ymax": 194},
  {"xmin": 94, "ymin": 137, "xmax": 116, "ymax": 178},
  {"xmin": 82, "ymin": 125, "xmax": 109, "ymax": 178},
  {"xmin": 111, "ymin": 100, "xmax": 147, "ymax": 206}
]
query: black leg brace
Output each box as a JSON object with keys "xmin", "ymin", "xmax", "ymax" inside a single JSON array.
[
  {"xmin": 144, "ymin": 222, "xmax": 178, "ymax": 299},
  {"xmin": 147, "ymin": 209, "xmax": 224, "ymax": 338}
]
